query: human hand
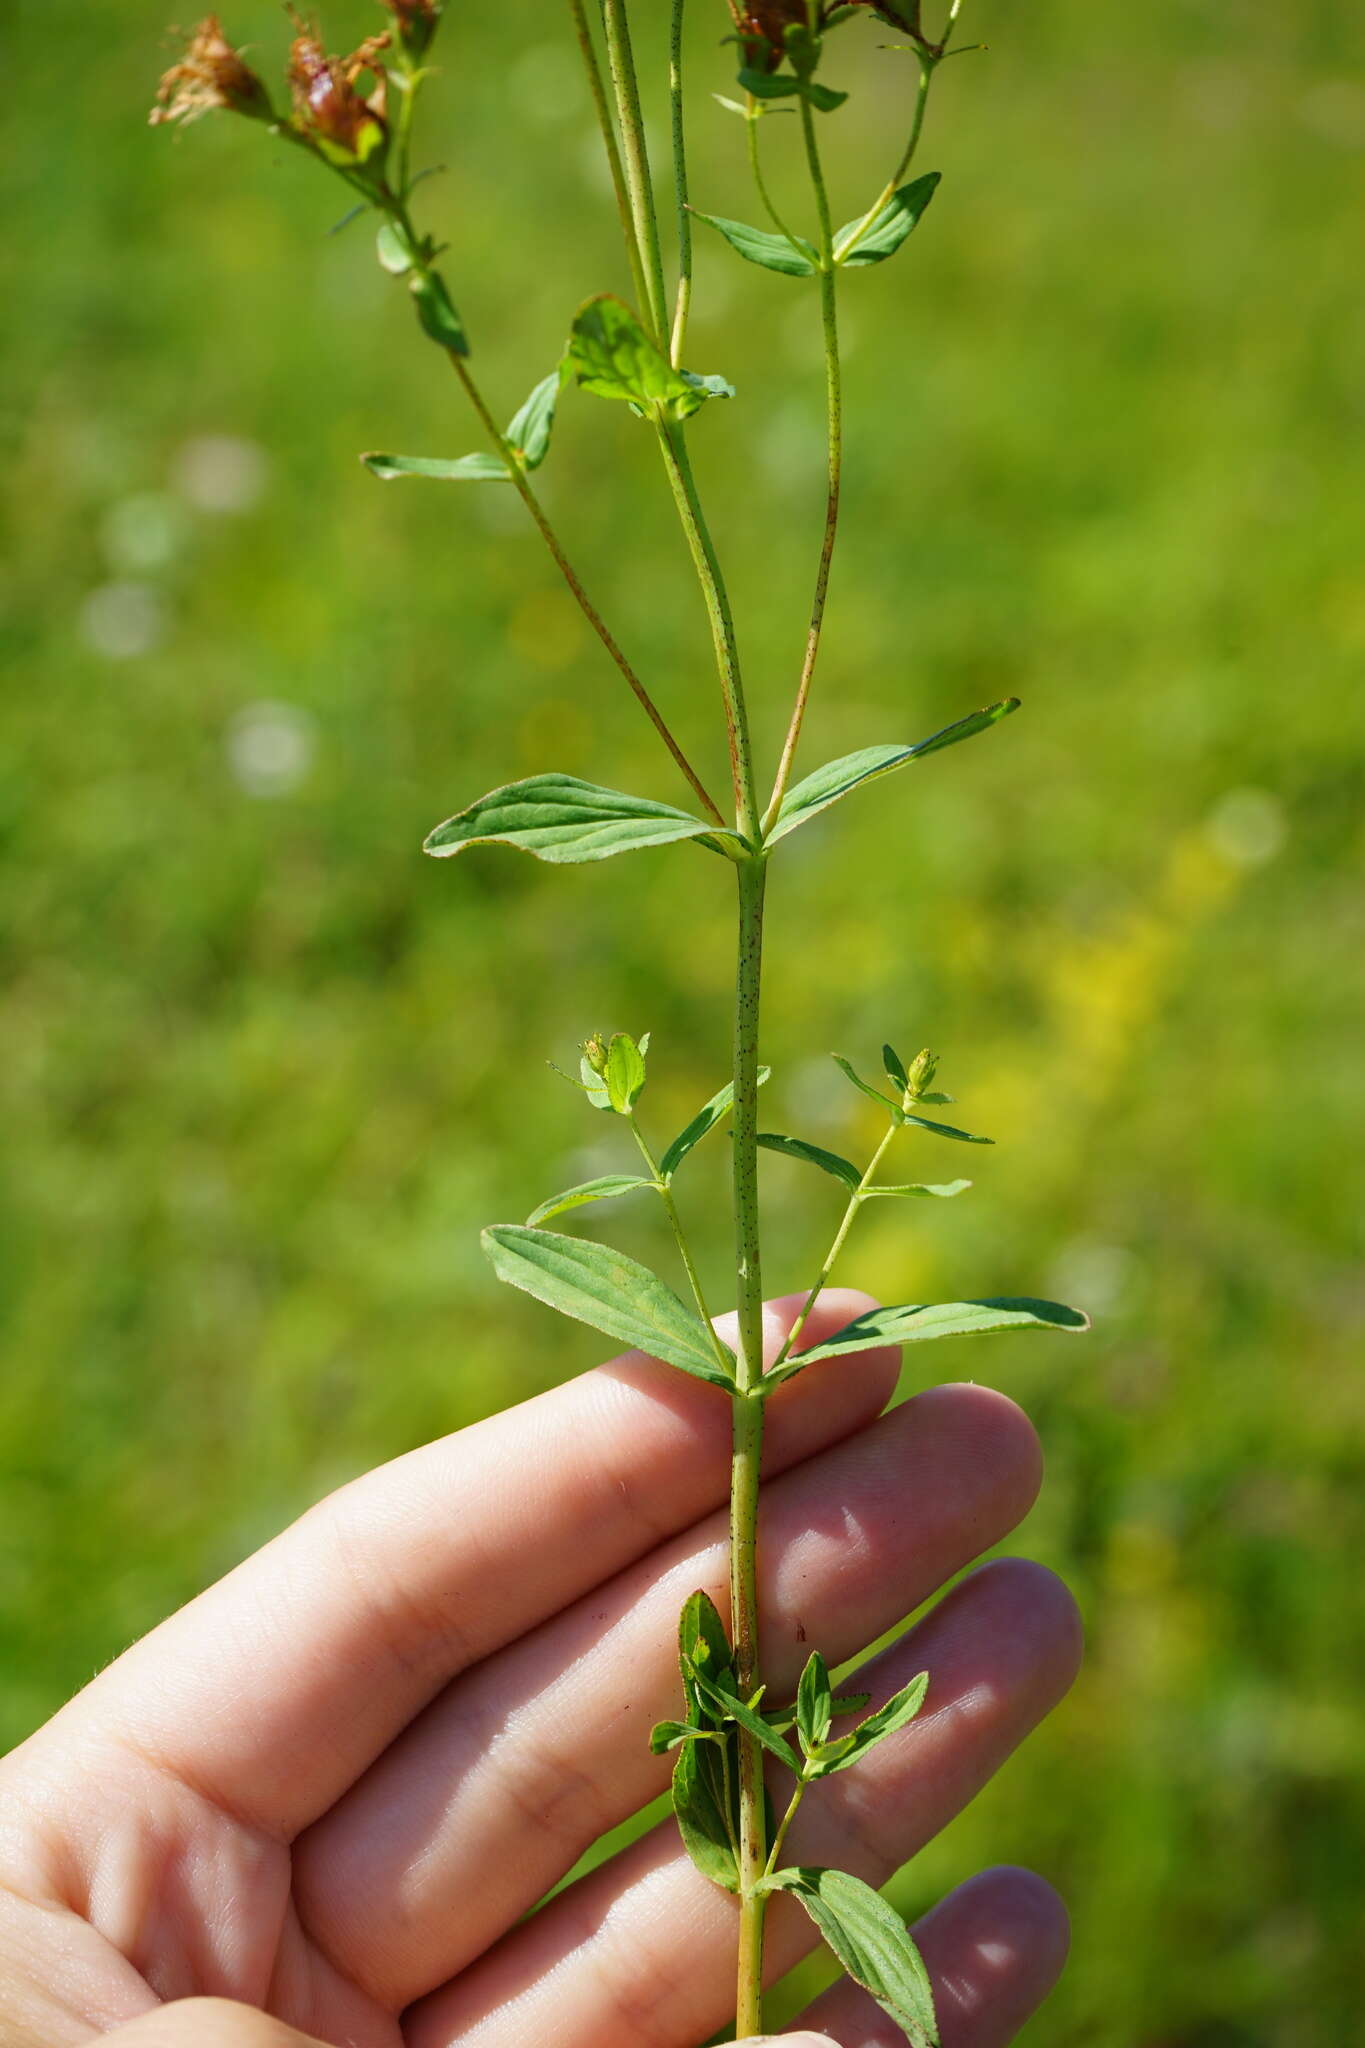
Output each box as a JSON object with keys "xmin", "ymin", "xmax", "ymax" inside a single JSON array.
[{"xmin": 0, "ymin": 1291, "xmax": 1079, "ymax": 2048}]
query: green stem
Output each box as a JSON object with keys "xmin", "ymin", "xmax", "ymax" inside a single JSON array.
[
  {"xmin": 772, "ymin": 1118, "xmax": 898, "ymax": 1372},
  {"xmin": 629, "ymin": 1115, "xmax": 733, "ymax": 1376},
  {"xmin": 763, "ymin": 1772, "xmax": 811, "ymax": 1879},
  {"xmin": 669, "ymin": 0, "xmax": 692, "ymax": 366},
  {"xmin": 831, "ymin": 52, "xmax": 934, "ymax": 267},
  {"xmin": 655, "ymin": 423, "xmax": 761, "ymax": 839},
  {"xmin": 602, "ymin": 0, "xmax": 670, "ymax": 343},
  {"xmin": 565, "ymin": 0, "xmax": 655, "ymax": 324},
  {"xmin": 763, "ymin": 95, "xmax": 842, "ymax": 831},
  {"xmin": 745, "ymin": 106, "xmax": 813, "ymax": 267},
  {"xmin": 436, "ymin": 340, "xmax": 724, "ymax": 826},
  {"xmin": 731, "ymin": 853, "xmax": 769, "ymax": 2036}
]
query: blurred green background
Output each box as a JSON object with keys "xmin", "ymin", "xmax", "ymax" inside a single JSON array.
[{"xmin": 3, "ymin": 0, "xmax": 1363, "ymax": 2040}]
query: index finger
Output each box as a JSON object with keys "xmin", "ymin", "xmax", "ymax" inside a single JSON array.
[{"xmin": 35, "ymin": 1291, "xmax": 898, "ymax": 1838}]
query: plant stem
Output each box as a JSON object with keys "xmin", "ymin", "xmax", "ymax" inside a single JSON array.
[
  {"xmin": 629, "ymin": 1115, "xmax": 734, "ymax": 1376},
  {"xmin": 763, "ymin": 1772, "xmax": 811, "ymax": 1878},
  {"xmin": 830, "ymin": 51, "xmax": 934, "ymax": 267},
  {"xmin": 772, "ymin": 1119, "xmax": 897, "ymax": 1371},
  {"xmin": 762, "ymin": 94, "xmax": 843, "ymax": 831},
  {"xmin": 731, "ymin": 852, "xmax": 770, "ymax": 2035},
  {"xmin": 655, "ymin": 422, "xmax": 761, "ymax": 840},
  {"xmin": 435, "ymin": 342, "xmax": 724, "ymax": 826},
  {"xmin": 669, "ymin": 0, "xmax": 692, "ymax": 366},
  {"xmin": 602, "ymin": 0, "xmax": 670, "ymax": 344},
  {"xmin": 565, "ymin": 0, "xmax": 656, "ymax": 326},
  {"xmin": 745, "ymin": 106, "xmax": 814, "ymax": 267}
]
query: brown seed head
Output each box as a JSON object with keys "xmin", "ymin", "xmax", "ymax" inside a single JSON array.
[
  {"xmin": 286, "ymin": 14, "xmax": 389, "ymax": 166},
  {"xmin": 378, "ymin": 0, "xmax": 442, "ymax": 57},
  {"xmin": 150, "ymin": 15, "xmax": 271, "ymax": 126}
]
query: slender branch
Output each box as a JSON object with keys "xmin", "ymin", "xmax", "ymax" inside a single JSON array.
[
  {"xmin": 655, "ymin": 422, "xmax": 761, "ymax": 839},
  {"xmin": 763, "ymin": 1771, "xmax": 811, "ymax": 1878},
  {"xmin": 565, "ymin": 0, "xmax": 655, "ymax": 323},
  {"xmin": 831, "ymin": 51, "xmax": 933, "ymax": 266},
  {"xmin": 745, "ymin": 102, "xmax": 813, "ymax": 266},
  {"xmin": 439, "ymin": 343, "xmax": 724, "ymax": 825},
  {"xmin": 762, "ymin": 95, "xmax": 843, "ymax": 831},
  {"xmin": 602, "ymin": 0, "xmax": 670, "ymax": 343},
  {"xmin": 771, "ymin": 1118, "xmax": 898, "ymax": 1372},
  {"xmin": 669, "ymin": 0, "xmax": 692, "ymax": 366},
  {"xmin": 629, "ymin": 1114, "xmax": 735, "ymax": 1375},
  {"xmin": 730, "ymin": 853, "xmax": 770, "ymax": 2036}
]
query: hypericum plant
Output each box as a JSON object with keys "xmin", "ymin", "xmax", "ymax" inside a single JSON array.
[{"xmin": 153, "ymin": 4, "xmax": 1089, "ymax": 2038}]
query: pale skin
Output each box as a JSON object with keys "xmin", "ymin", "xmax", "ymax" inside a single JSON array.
[{"xmin": 0, "ymin": 1290, "xmax": 1081, "ymax": 2048}]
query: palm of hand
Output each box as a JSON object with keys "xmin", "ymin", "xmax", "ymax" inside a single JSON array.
[{"xmin": 0, "ymin": 1293, "xmax": 1078, "ymax": 2048}]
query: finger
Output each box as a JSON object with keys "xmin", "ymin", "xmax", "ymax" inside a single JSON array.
[
  {"xmin": 104, "ymin": 2000, "xmax": 331, "ymax": 2048},
  {"xmin": 38, "ymin": 1291, "xmax": 897, "ymax": 1837},
  {"xmin": 405, "ymin": 1558, "xmax": 1083, "ymax": 2048},
  {"xmin": 795, "ymin": 1866, "xmax": 1069, "ymax": 2047},
  {"xmin": 295, "ymin": 1384, "xmax": 1041, "ymax": 2009}
]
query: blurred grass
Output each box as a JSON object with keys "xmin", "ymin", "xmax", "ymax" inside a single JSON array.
[{"xmin": 2, "ymin": 0, "xmax": 1364, "ymax": 2041}]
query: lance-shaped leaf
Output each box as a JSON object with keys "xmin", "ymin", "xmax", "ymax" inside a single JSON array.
[
  {"xmin": 410, "ymin": 269, "xmax": 469, "ymax": 355},
  {"xmin": 901, "ymin": 1111, "xmax": 992, "ymax": 1145},
  {"xmin": 562, "ymin": 295, "xmax": 725, "ymax": 423},
  {"xmin": 424, "ymin": 774, "xmax": 742, "ymax": 864},
  {"xmin": 690, "ymin": 1669, "xmax": 801, "ymax": 1772},
  {"xmin": 796, "ymin": 1650, "xmax": 834, "ymax": 1753},
  {"xmin": 834, "ymin": 171, "xmax": 940, "ymax": 266},
  {"xmin": 690, "ymin": 208, "xmax": 818, "ymax": 277},
  {"xmin": 767, "ymin": 698, "xmax": 1021, "ymax": 844},
  {"xmin": 767, "ymin": 1296, "xmax": 1091, "ymax": 1382},
  {"xmin": 863, "ymin": 1179, "xmax": 972, "ymax": 1200},
  {"xmin": 764, "ymin": 1867, "xmax": 939, "ymax": 2047},
  {"xmin": 678, "ymin": 1588, "xmax": 734, "ymax": 1701},
  {"xmin": 482, "ymin": 1226, "xmax": 736, "ymax": 1386},
  {"xmin": 649, "ymin": 1717, "xmax": 714, "ymax": 1754},
  {"xmin": 672, "ymin": 1733, "xmax": 740, "ymax": 1891},
  {"xmin": 525, "ymin": 1175, "xmax": 652, "ymax": 1228},
  {"xmin": 737, "ymin": 67, "xmax": 849, "ymax": 112},
  {"xmin": 758, "ymin": 1132, "xmax": 862, "ymax": 1191},
  {"xmin": 832, "ymin": 1054, "xmax": 900, "ymax": 1114},
  {"xmin": 811, "ymin": 1671, "xmax": 929, "ymax": 1775},
  {"xmin": 660, "ymin": 1066, "xmax": 772, "ymax": 1179},
  {"xmin": 605, "ymin": 1031, "xmax": 647, "ymax": 1113},
  {"xmin": 363, "ymin": 372, "xmax": 559, "ymax": 486}
]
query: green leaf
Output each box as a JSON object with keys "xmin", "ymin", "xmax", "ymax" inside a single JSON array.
[
  {"xmin": 376, "ymin": 220, "xmax": 417, "ymax": 273},
  {"xmin": 737, "ymin": 66, "xmax": 848, "ymax": 112},
  {"xmin": 680, "ymin": 369, "xmax": 738, "ymax": 402},
  {"xmin": 757, "ymin": 1131, "xmax": 862, "ymax": 1191},
  {"xmin": 771, "ymin": 1297, "xmax": 1092, "ymax": 1377},
  {"xmin": 796, "ymin": 1650, "xmax": 833, "ymax": 1753},
  {"xmin": 649, "ymin": 1717, "xmax": 712, "ymax": 1754},
  {"xmin": 690, "ymin": 208, "xmax": 818, "ymax": 277},
  {"xmin": 835, "ymin": 172, "xmax": 941, "ymax": 266},
  {"xmin": 679, "ymin": 1589, "xmax": 734, "ymax": 1686},
  {"xmin": 506, "ymin": 372, "xmax": 559, "ymax": 469},
  {"xmin": 863, "ymin": 1179, "xmax": 973, "ymax": 1200},
  {"xmin": 561, "ymin": 295, "xmax": 719, "ymax": 422},
  {"xmin": 832, "ymin": 1054, "xmax": 900, "ymax": 1114},
  {"xmin": 410, "ymin": 269, "xmax": 469, "ymax": 355},
  {"xmin": 481, "ymin": 1226, "xmax": 736, "ymax": 1386},
  {"xmin": 766, "ymin": 1867, "xmax": 939, "ymax": 2046},
  {"xmin": 525, "ymin": 1175, "xmax": 652, "ymax": 1228},
  {"xmin": 900, "ymin": 1111, "xmax": 992, "ymax": 1145},
  {"xmin": 882, "ymin": 1043, "xmax": 909, "ymax": 1093},
  {"xmin": 362, "ymin": 450, "xmax": 511, "ymax": 482},
  {"xmin": 672, "ymin": 1733, "xmax": 740, "ymax": 1891},
  {"xmin": 691, "ymin": 1669, "xmax": 801, "ymax": 1772},
  {"xmin": 660, "ymin": 1066, "xmax": 772, "ymax": 1179},
  {"xmin": 424, "ymin": 774, "xmax": 741, "ymax": 864},
  {"xmin": 767, "ymin": 698, "xmax": 1021, "ymax": 843},
  {"xmin": 605, "ymin": 1031, "xmax": 647, "ymax": 1113},
  {"xmin": 814, "ymin": 1671, "xmax": 929, "ymax": 1774}
]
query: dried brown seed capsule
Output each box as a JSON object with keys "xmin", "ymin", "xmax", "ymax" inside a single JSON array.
[
  {"xmin": 150, "ymin": 15, "xmax": 272, "ymax": 126},
  {"xmin": 286, "ymin": 13, "xmax": 389, "ymax": 167},
  {"xmin": 379, "ymin": 0, "xmax": 442, "ymax": 59}
]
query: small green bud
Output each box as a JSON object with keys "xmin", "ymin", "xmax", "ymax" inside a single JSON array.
[
  {"xmin": 582, "ymin": 1033, "xmax": 610, "ymax": 1076},
  {"xmin": 905, "ymin": 1048, "xmax": 938, "ymax": 1098}
]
